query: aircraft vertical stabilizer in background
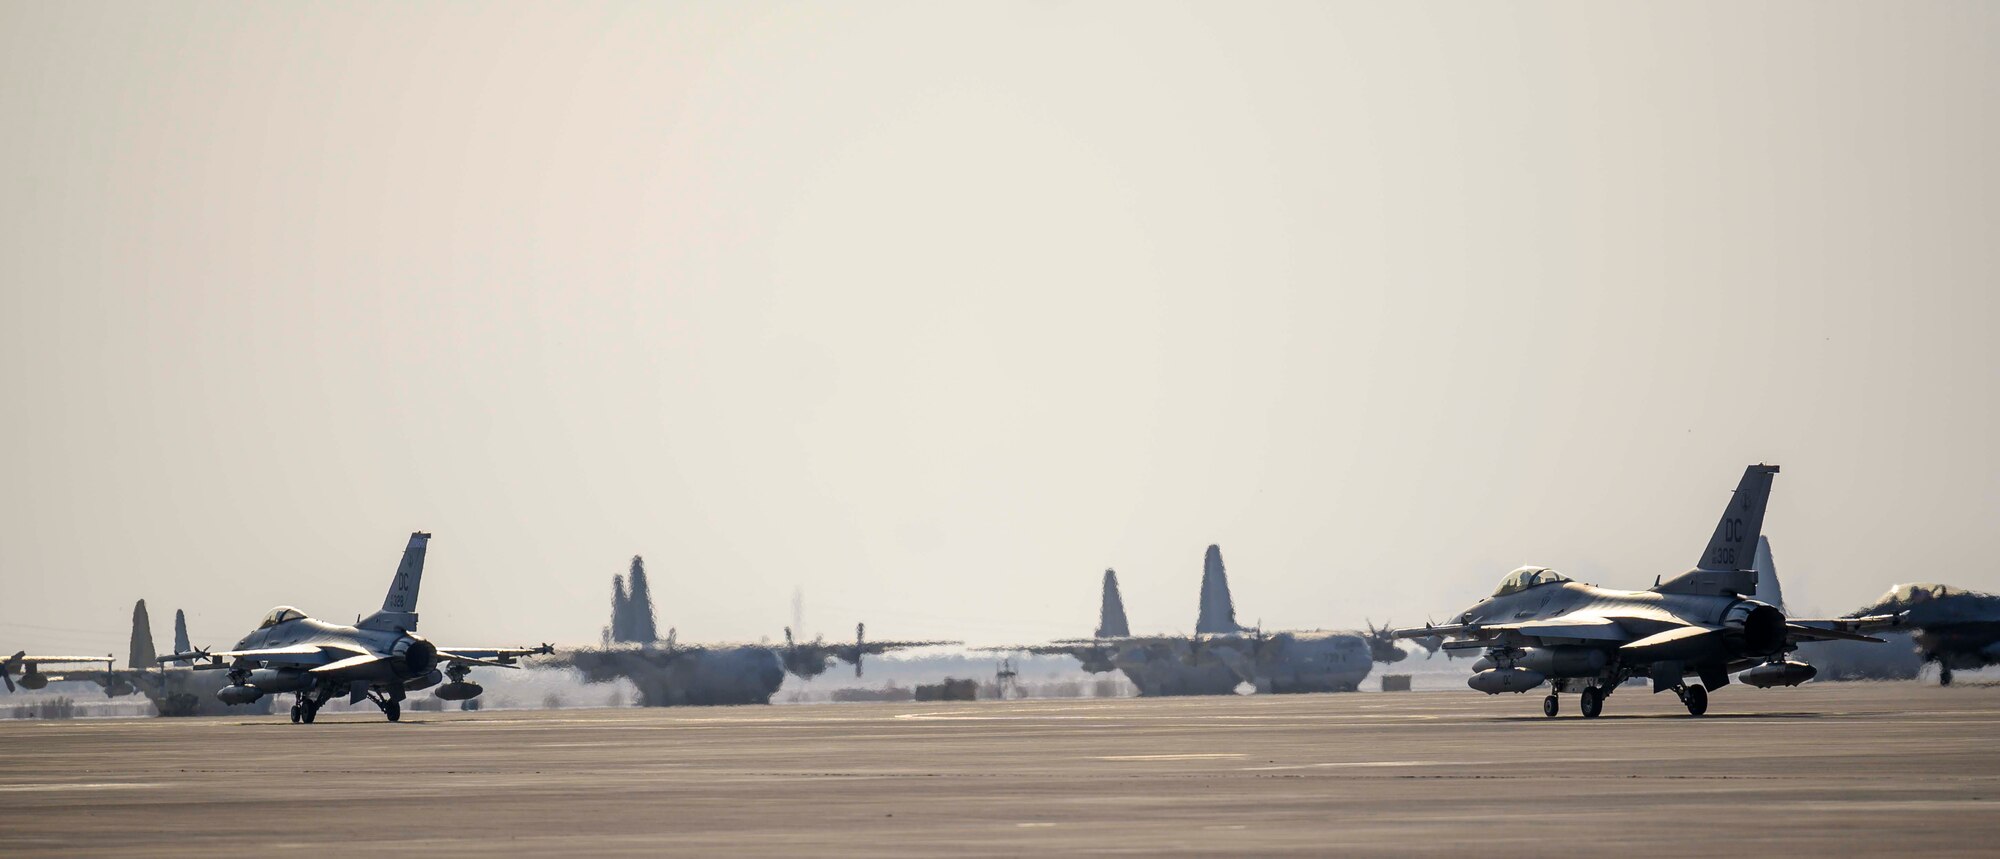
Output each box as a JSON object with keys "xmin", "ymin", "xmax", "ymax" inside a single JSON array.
[
  {"xmin": 1095, "ymin": 569, "xmax": 1130, "ymax": 638},
  {"xmin": 1196, "ymin": 545, "xmax": 1245, "ymax": 635}
]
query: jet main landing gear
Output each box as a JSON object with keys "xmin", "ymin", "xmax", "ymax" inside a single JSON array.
[
  {"xmin": 290, "ymin": 690, "xmax": 323, "ymax": 724},
  {"xmin": 1673, "ymin": 683, "xmax": 1708, "ymax": 716},
  {"xmin": 362, "ymin": 689, "xmax": 405, "ymax": 722},
  {"xmin": 1579, "ymin": 685, "xmax": 1605, "ymax": 718}
]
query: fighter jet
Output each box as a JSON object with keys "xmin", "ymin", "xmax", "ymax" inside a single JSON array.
[
  {"xmin": 1843, "ymin": 582, "xmax": 2000, "ymax": 685},
  {"xmin": 547, "ymin": 555, "xmax": 956, "ymax": 706},
  {"xmin": 1394, "ymin": 464, "xmax": 1898, "ymax": 718},
  {"xmin": 988, "ymin": 545, "xmax": 1377, "ymax": 696},
  {"xmin": 159, "ymin": 532, "xmax": 552, "ymax": 723}
]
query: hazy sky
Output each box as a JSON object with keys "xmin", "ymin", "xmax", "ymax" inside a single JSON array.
[{"xmin": 3, "ymin": 3, "xmax": 1994, "ymax": 654}]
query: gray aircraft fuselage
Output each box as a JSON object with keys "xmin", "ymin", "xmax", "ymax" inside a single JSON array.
[
  {"xmin": 231, "ymin": 612, "xmax": 441, "ymax": 691},
  {"xmin": 1086, "ymin": 630, "xmax": 1374, "ymax": 695},
  {"xmin": 1450, "ymin": 578, "xmax": 1786, "ymax": 678},
  {"xmin": 567, "ymin": 645, "xmax": 787, "ymax": 706}
]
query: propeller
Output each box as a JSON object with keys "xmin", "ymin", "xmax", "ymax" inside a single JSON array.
[
  {"xmin": 2, "ymin": 651, "xmax": 20, "ymax": 692},
  {"xmin": 854, "ymin": 623, "xmax": 865, "ymax": 677},
  {"xmin": 781, "ymin": 626, "xmax": 810, "ymax": 676}
]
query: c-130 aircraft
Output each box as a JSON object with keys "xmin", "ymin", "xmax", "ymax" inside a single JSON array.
[
  {"xmin": 1396, "ymin": 464, "xmax": 1899, "ymax": 718},
  {"xmin": 161, "ymin": 532, "xmax": 551, "ymax": 723}
]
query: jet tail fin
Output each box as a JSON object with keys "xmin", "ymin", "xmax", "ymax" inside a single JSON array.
[
  {"xmin": 358, "ymin": 532, "xmax": 430, "ymax": 632},
  {"xmin": 1195, "ymin": 545, "xmax": 1246, "ymax": 635},
  {"xmin": 1095, "ymin": 569, "xmax": 1130, "ymax": 638},
  {"xmin": 128, "ymin": 600, "xmax": 157, "ymax": 669},
  {"xmin": 1656, "ymin": 464, "xmax": 1779, "ymax": 597},
  {"xmin": 1697, "ymin": 464, "xmax": 1778, "ymax": 572}
]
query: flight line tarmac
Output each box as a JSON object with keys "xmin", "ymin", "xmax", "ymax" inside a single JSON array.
[{"xmin": 2, "ymin": 683, "xmax": 1996, "ymax": 857}]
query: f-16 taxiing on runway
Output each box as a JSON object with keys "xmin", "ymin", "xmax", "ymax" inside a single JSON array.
[
  {"xmin": 1396, "ymin": 464, "xmax": 1902, "ymax": 718},
  {"xmin": 157, "ymin": 532, "xmax": 552, "ymax": 723}
]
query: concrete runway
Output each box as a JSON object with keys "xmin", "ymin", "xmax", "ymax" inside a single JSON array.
[{"xmin": 3, "ymin": 682, "xmax": 1997, "ymax": 857}]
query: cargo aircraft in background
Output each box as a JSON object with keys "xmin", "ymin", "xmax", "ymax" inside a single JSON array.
[
  {"xmin": 988, "ymin": 545, "xmax": 1380, "ymax": 695},
  {"xmin": 545, "ymin": 555, "xmax": 957, "ymax": 706},
  {"xmin": 160, "ymin": 532, "xmax": 551, "ymax": 723},
  {"xmin": 6, "ymin": 600, "xmax": 271, "ymax": 715},
  {"xmin": 1396, "ymin": 464, "xmax": 1900, "ymax": 718}
]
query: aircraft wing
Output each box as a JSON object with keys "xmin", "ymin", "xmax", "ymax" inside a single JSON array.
[
  {"xmin": 1411, "ymin": 615, "xmax": 1632, "ymax": 650},
  {"xmin": 976, "ymin": 642, "xmax": 1124, "ymax": 657},
  {"xmin": 437, "ymin": 645, "xmax": 555, "ymax": 667},
  {"xmin": 1492, "ymin": 616, "xmax": 1630, "ymax": 642},
  {"xmin": 210, "ymin": 642, "xmax": 373, "ymax": 668},
  {"xmin": 5, "ymin": 654, "xmax": 116, "ymax": 667},
  {"xmin": 844, "ymin": 639, "xmax": 958, "ymax": 657},
  {"xmin": 311, "ymin": 653, "xmax": 389, "ymax": 674}
]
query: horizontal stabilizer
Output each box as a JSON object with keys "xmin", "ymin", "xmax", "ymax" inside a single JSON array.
[
  {"xmin": 437, "ymin": 651, "xmax": 522, "ymax": 669},
  {"xmin": 1784, "ymin": 623, "xmax": 1884, "ymax": 644}
]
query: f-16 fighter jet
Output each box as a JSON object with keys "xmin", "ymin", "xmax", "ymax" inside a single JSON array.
[
  {"xmin": 1395, "ymin": 465, "xmax": 1898, "ymax": 718},
  {"xmin": 159, "ymin": 532, "xmax": 551, "ymax": 723},
  {"xmin": 1846, "ymin": 582, "xmax": 2000, "ymax": 685},
  {"xmin": 1, "ymin": 653, "xmax": 112, "ymax": 692}
]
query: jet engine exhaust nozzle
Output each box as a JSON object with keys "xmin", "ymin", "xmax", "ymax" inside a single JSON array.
[
  {"xmin": 393, "ymin": 637, "xmax": 437, "ymax": 677},
  {"xmin": 1725, "ymin": 601, "xmax": 1786, "ymax": 657}
]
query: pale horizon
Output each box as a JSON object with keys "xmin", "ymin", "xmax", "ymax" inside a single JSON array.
[{"xmin": 3, "ymin": 3, "xmax": 1994, "ymax": 654}]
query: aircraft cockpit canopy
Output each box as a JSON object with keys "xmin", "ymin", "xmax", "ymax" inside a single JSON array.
[
  {"xmin": 1873, "ymin": 583, "xmax": 1972, "ymax": 608},
  {"xmin": 258, "ymin": 606, "xmax": 307, "ymax": 629},
  {"xmin": 1493, "ymin": 567, "xmax": 1572, "ymax": 597}
]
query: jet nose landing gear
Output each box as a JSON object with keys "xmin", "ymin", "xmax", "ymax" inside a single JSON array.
[{"xmin": 1542, "ymin": 694, "xmax": 1559, "ymax": 718}]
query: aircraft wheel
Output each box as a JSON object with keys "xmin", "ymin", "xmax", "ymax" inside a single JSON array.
[
  {"xmin": 1542, "ymin": 695, "xmax": 1558, "ymax": 718},
  {"xmin": 1940, "ymin": 665, "xmax": 1953, "ymax": 686},
  {"xmin": 384, "ymin": 701, "xmax": 401, "ymax": 722},
  {"xmin": 289, "ymin": 704, "xmax": 301, "ymax": 724},
  {"xmin": 1683, "ymin": 684, "xmax": 1708, "ymax": 717},
  {"xmin": 1579, "ymin": 686, "xmax": 1603, "ymax": 719},
  {"xmin": 300, "ymin": 705, "xmax": 316, "ymax": 724}
]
